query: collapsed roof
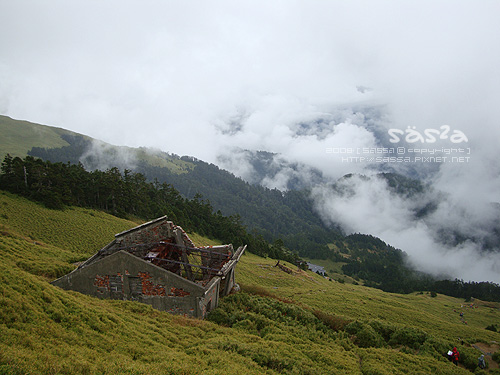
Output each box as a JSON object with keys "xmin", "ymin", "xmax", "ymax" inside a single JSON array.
[
  {"xmin": 52, "ymin": 216, "xmax": 246, "ymax": 318},
  {"xmin": 82, "ymin": 216, "xmax": 243, "ymax": 286}
]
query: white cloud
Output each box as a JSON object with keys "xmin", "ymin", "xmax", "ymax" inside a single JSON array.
[
  {"xmin": 312, "ymin": 174, "xmax": 500, "ymax": 283},
  {"xmin": 1, "ymin": 0, "xmax": 499, "ymax": 281}
]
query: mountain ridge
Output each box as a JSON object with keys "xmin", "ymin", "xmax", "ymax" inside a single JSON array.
[
  {"xmin": 0, "ymin": 115, "xmax": 343, "ymax": 259},
  {"xmin": 2, "ymin": 114, "xmax": 500, "ymax": 292}
]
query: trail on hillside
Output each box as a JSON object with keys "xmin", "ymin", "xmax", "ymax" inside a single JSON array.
[{"xmin": 472, "ymin": 342, "xmax": 499, "ymax": 370}]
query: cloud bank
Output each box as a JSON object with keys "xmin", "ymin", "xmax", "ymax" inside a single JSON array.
[
  {"xmin": 2, "ymin": 1, "xmax": 498, "ymax": 165},
  {"xmin": 1, "ymin": 1, "xmax": 499, "ymax": 282},
  {"xmin": 312, "ymin": 173, "xmax": 500, "ymax": 284}
]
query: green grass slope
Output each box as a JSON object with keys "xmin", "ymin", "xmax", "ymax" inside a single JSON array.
[
  {"xmin": 237, "ymin": 255, "xmax": 500, "ymax": 343},
  {"xmin": 0, "ymin": 190, "xmax": 499, "ymax": 374},
  {"xmin": 0, "ymin": 115, "xmax": 77, "ymax": 158},
  {"xmin": 0, "ymin": 114, "xmax": 194, "ymax": 175}
]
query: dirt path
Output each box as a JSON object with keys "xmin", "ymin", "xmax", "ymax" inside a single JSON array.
[{"xmin": 472, "ymin": 342, "xmax": 499, "ymax": 370}]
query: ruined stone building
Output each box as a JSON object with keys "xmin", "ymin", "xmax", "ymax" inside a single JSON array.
[{"xmin": 52, "ymin": 216, "xmax": 246, "ymax": 318}]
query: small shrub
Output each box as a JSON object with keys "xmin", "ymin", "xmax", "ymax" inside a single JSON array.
[
  {"xmin": 486, "ymin": 324, "xmax": 497, "ymax": 332},
  {"xmin": 233, "ymin": 319, "xmax": 258, "ymax": 334},
  {"xmin": 430, "ymin": 291, "xmax": 437, "ymax": 297},
  {"xmin": 368, "ymin": 320, "xmax": 396, "ymax": 342},
  {"xmin": 355, "ymin": 325, "xmax": 385, "ymax": 348},
  {"xmin": 312, "ymin": 309, "xmax": 350, "ymax": 331},
  {"xmin": 251, "ymin": 353, "xmax": 293, "ymax": 372},
  {"xmin": 345, "ymin": 320, "xmax": 364, "ymax": 335},
  {"xmin": 400, "ymin": 346, "xmax": 414, "ymax": 354},
  {"xmin": 419, "ymin": 340, "xmax": 445, "ymax": 360},
  {"xmin": 345, "ymin": 321, "xmax": 385, "ymax": 348},
  {"xmin": 206, "ymin": 308, "xmax": 229, "ymax": 326},
  {"xmin": 388, "ymin": 327, "xmax": 427, "ymax": 350},
  {"xmin": 492, "ymin": 351, "xmax": 500, "ymax": 363}
]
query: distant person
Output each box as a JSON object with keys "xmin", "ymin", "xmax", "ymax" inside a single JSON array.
[
  {"xmin": 452, "ymin": 347, "xmax": 460, "ymax": 366},
  {"xmin": 478, "ymin": 354, "xmax": 486, "ymax": 369}
]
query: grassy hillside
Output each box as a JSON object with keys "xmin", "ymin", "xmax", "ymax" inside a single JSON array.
[
  {"xmin": 0, "ymin": 115, "xmax": 194, "ymax": 175},
  {"xmin": 0, "ymin": 115, "xmax": 74, "ymax": 158},
  {"xmin": 0, "ymin": 191, "xmax": 499, "ymax": 374},
  {"xmin": 237, "ymin": 256, "xmax": 500, "ymax": 344}
]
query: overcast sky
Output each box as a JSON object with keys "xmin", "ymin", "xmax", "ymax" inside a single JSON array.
[
  {"xmin": 1, "ymin": 1, "xmax": 499, "ymax": 163},
  {"xmin": 1, "ymin": 1, "xmax": 500, "ymax": 281}
]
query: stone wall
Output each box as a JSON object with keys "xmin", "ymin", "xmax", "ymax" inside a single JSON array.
[
  {"xmin": 53, "ymin": 250, "xmax": 217, "ymax": 318},
  {"xmin": 52, "ymin": 216, "xmax": 245, "ymax": 318}
]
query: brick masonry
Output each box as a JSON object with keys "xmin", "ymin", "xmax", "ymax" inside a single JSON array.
[{"xmin": 52, "ymin": 216, "xmax": 246, "ymax": 318}]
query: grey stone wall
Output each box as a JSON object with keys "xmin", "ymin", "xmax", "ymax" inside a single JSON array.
[{"xmin": 52, "ymin": 251, "xmax": 215, "ymax": 318}]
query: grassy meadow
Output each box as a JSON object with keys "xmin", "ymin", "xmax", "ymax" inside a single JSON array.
[
  {"xmin": 0, "ymin": 116, "xmax": 73, "ymax": 158},
  {"xmin": 0, "ymin": 190, "xmax": 499, "ymax": 374}
]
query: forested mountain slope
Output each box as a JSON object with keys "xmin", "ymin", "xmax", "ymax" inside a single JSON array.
[
  {"xmin": 1, "ymin": 115, "xmax": 343, "ymax": 258},
  {"xmin": 2, "ymin": 115, "xmax": 500, "ymax": 301}
]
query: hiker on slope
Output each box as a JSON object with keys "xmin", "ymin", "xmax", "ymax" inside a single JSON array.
[
  {"xmin": 478, "ymin": 354, "xmax": 486, "ymax": 369},
  {"xmin": 452, "ymin": 347, "xmax": 460, "ymax": 366}
]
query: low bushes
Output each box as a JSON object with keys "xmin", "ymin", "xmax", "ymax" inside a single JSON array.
[
  {"xmin": 388, "ymin": 326, "xmax": 428, "ymax": 350},
  {"xmin": 493, "ymin": 351, "xmax": 500, "ymax": 363},
  {"xmin": 345, "ymin": 320, "xmax": 428, "ymax": 350},
  {"xmin": 211, "ymin": 293, "xmax": 485, "ymax": 373},
  {"xmin": 486, "ymin": 324, "xmax": 498, "ymax": 332}
]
